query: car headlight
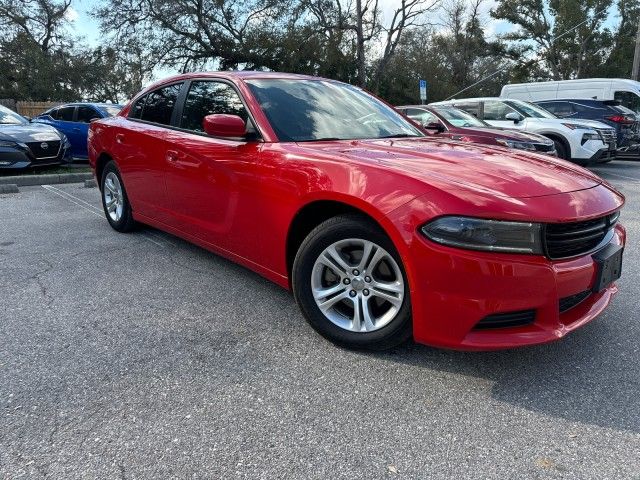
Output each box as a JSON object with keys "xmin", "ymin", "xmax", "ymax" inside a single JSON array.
[
  {"xmin": 0, "ymin": 140, "xmax": 17, "ymax": 148},
  {"xmin": 562, "ymin": 123, "xmax": 595, "ymax": 130},
  {"xmin": 581, "ymin": 132, "xmax": 601, "ymax": 145},
  {"xmin": 421, "ymin": 216, "xmax": 543, "ymax": 254},
  {"xmin": 495, "ymin": 139, "xmax": 536, "ymax": 151}
]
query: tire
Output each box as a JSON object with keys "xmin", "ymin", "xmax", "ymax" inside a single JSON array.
[
  {"xmin": 100, "ymin": 161, "xmax": 136, "ymax": 232},
  {"xmin": 292, "ymin": 214, "xmax": 412, "ymax": 350},
  {"xmin": 551, "ymin": 138, "xmax": 569, "ymax": 160}
]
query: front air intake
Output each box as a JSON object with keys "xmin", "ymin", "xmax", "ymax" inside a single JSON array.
[{"xmin": 473, "ymin": 310, "xmax": 536, "ymax": 330}]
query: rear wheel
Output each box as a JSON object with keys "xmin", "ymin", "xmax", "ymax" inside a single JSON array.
[
  {"xmin": 101, "ymin": 161, "xmax": 135, "ymax": 232},
  {"xmin": 292, "ymin": 215, "xmax": 412, "ymax": 350}
]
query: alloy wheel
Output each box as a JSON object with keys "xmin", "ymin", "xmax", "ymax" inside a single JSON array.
[{"xmin": 311, "ymin": 238, "xmax": 405, "ymax": 333}]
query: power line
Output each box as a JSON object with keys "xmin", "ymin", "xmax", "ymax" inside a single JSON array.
[{"xmin": 444, "ymin": 6, "xmax": 611, "ymax": 100}]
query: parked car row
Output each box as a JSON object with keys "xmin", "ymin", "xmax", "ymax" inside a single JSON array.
[
  {"xmin": 428, "ymin": 98, "xmax": 618, "ymax": 165},
  {"xmin": 87, "ymin": 71, "xmax": 625, "ymax": 351},
  {"xmin": 0, "ymin": 103, "xmax": 122, "ymax": 170},
  {"xmin": 0, "ymin": 104, "xmax": 72, "ymax": 169}
]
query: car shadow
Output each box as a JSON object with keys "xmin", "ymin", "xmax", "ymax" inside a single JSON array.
[
  {"xmin": 136, "ymin": 225, "xmax": 638, "ymax": 435},
  {"xmin": 359, "ymin": 319, "xmax": 639, "ymax": 434}
]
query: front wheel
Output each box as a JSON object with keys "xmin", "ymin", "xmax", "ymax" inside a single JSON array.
[{"xmin": 292, "ymin": 215, "xmax": 412, "ymax": 350}]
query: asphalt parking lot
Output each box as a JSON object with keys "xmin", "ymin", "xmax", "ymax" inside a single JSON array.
[{"xmin": 1, "ymin": 161, "xmax": 639, "ymax": 479}]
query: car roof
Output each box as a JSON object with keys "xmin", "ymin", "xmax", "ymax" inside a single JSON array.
[
  {"xmin": 49, "ymin": 103, "xmax": 123, "ymax": 109},
  {"xmin": 144, "ymin": 71, "xmax": 329, "ymax": 91}
]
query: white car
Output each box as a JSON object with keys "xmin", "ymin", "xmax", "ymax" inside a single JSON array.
[
  {"xmin": 500, "ymin": 78, "xmax": 640, "ymax": 114},
  {"xmin": 430, "ymin": 97, "xmax": 617, "ymax": 165}
]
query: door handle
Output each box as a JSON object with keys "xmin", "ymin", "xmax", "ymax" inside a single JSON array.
[
  {"xmin": 166, "ymin": 150, "xmax": 179, "ymax": 163},
  {"xmin": 115, "ymin": 133, "xmax": 125, "ymax": 144},
  {"xmin": 73, "ymin": 127, "xmax": 81, "ymax": 132}
]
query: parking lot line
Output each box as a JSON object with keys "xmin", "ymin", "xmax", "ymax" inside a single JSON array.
[
  {"xmin": 40, "ymin": 184, "xmax": 166, "ymax": 248},
  {"xmin": 41, "ymin": 184, "xmax": 104, "ymax": 218}
]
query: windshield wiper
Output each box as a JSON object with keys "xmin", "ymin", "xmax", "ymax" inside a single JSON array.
[{"xmin": 378, "ymin": 134, "xmax": 421, "ymax": 139}]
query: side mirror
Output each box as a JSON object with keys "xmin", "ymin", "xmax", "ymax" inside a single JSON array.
[
  {"xmin": 505, "ymin": 112, "xmax": 521, "ymax": 123},
  {"xmin": 424, "ymin": 121, "xmax": 445, "ymax": 133},
  {"xmin": 203, "ymin": 114, "xmax": 246, "ymax": 138}
]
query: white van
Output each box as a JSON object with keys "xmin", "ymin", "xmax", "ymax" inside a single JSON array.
[{"xmin": 500, "ymin": 79, "xmax": 640, "ymax": 114}]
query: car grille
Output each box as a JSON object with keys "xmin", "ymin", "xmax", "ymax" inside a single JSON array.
[
  {"xmin": 544, "ymin": 212, "xmax": 619, "ymax": 259},
  {"xmin": 596, "ymin": 128, "xmax": 617, "ymax": 149},
  {"xmin": 473, "ymin": 310, "xmax": 536, "ymax": 330},
  {"xmin": 559, "ymin": 290, "xmax": 591, "ymax": 313},
  {"xmin": 26, "ymin": 140, "xmax": 61, "ymax": 160}
]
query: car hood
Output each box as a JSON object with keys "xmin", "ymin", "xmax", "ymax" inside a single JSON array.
[
  {"xmin": 457, "ymin": 126, "xmax": 551, "ymax": 143},
  {"xmin": 526, "ymin": 118, "xmax": 612, "ymax": 130},
  {"xmin": 0, "ymin": 123, "xmax": 62, "ymax": 143},
  {"xmin": 294, "ymin": 138, "xmax": 602, "ymax": 199}
]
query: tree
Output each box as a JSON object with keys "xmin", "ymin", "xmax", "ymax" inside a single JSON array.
[
  {"xmin": 491, "ymin": 0, "xmax": 613, "ymax": 80},
  {"xmin": 377, "ymin": 0, "xmax": 512, "ymax": 104}
]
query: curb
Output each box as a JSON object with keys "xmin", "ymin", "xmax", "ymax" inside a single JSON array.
[
  {"xmin": 0, "ymin": 184, "xmax": 19, "ymax": 194},
  {"xmin": 0, "ymin": 172, "xmax": 94, "ymax": 187}
]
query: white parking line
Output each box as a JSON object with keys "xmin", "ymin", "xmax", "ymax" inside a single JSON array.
[
  {"xmin": 41, "ymin": 184, "xmax": 166, "ymax": 247},
  {"xmin": 41, "ymin": 185, "xmax": 103, "ymax": 218}
]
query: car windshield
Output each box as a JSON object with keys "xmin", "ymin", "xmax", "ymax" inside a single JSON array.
[
  {"xmin": 246, "ymin": 79, "xmax": 424, "ymax": 142},
  {"xmin": 0, "ymin": 105, "xmax": 27, "ymax": 125},
  {"xmin": 433, "ymin": 106, "xmax": 487, "ymax": 127},
  {"xmin": 100, "ymin": 105, "xmax": 123, "ymax": 117},
  {"xmin": 506, "ymin": 100, "xmax": 557, "ymax": 119}
]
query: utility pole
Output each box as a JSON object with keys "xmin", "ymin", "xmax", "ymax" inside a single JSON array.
[{"xmin": 633, "ymin": 17, "xmax": 640, "ymax": 80}]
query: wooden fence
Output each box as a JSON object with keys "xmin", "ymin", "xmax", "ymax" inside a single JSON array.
[{"xmin": 16, "ymin": 101, "xmax": 61, "ymax": 117}]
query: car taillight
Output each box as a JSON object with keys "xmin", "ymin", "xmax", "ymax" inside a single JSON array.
[{"xmin": 605, "ymin": 115, "xmax": 634, "ymax": 124}]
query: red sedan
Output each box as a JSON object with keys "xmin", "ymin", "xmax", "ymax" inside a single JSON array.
[
  {"xmin": 397, "ymin": 104, "xmax": 557, "ymax": 155},
  {"xmin": 88, "ymin": 72, "xmax": 625, "ymax": 350}
]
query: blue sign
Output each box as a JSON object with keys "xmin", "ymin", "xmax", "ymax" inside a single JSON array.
[{"xmin": 419, "ymin": 79, "xmax": 427, "ymax": 101}]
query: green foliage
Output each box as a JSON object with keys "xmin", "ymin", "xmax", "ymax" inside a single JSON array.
[{"xmin": 0, "ymin": 0, "xmax": 638, "ymax": 104}]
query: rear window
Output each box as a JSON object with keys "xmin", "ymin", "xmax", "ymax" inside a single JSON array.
[
  {"xmin": 77, "ymin": 106, "xmax": 101, "ymax": 123},
  {"xmin": 140, "ymin": 83, "xmax": 183, "ymax": 125},
  {"xmin": 56, "ymin": 106, "xmax": 75, "ymax": 121},
  {"xmin": 129, "ymin": 95, "xmax": 146, "ymax": 119}
]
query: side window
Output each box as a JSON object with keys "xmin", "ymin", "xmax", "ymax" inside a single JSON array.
[
  {"xmin": 405, "ymin": 108, "xmax": 438, "ymax": 125},
  {"xmin": 140, "ymin": 83, "xmax": 183, "ymax": 125},
  {"xmin": 613, "ymin": 91, "xmax": 640, "ymax": 114},
  {"xmin": 58, "ymin": 106, "xmax": 75, "ymax": 121},
  {"xmin": 180, "ymin": 80, "xmax": 249, "ymax": 133},
  {"xmin": 541, "ymin": 102, "xmax": 574, "ymax": 117},
  {"xmin": 452, "ymin": 102, "xmax": 479, "ymax": 117},
  {"xmin": 129, "ymin": 95, "xmax": 147, "ymax": 119},
  {"xmin": 48, "ymin": 108, "xmax": 59, "ymax": 120},
  {"xmin": 483, "ymin": 101, "xmax": 518, "ymax": 121},
  {"xmin": 77, "ymin": 106, "xmax": 101, "ymax": 123}
]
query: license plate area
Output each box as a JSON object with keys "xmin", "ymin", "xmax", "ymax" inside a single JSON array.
[{"xmin": 592, "ymin": 244, "xmax": 623, "ymax": 292}]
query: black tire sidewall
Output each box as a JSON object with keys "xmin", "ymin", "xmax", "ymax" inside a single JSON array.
[
  {"xmin": 553, "ymin": 139, "xmax": 568, "ymax": 160},
  {"xmin": 292, "ymin": 216, "xmax": 412, "ymax": 350}
]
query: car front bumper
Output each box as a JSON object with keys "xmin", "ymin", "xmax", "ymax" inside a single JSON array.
[
  {"xmin": 405, "ymin": 223, "xmax": 625, "ymax": 350},
  {"xmin": 0, "ymin": 142, "xmax": 71, "ymax": 169},
  {"xmin": 388, "ymin": 184, "xmax": 626, "ymax": 351},
  {"xmin": 572, "ymin": 139, "xmax": 616, "ymax": 165}
]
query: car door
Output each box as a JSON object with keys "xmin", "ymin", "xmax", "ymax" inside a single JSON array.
[
  {"xmin": 537, "ymin": 101, "xmax": 576, "ymax": 118},
  {"xmin": 111, "ymin": 83, "xmax": 183, "ymax": 223},
  {"xmin": 162, "ymin": 79, "xmax": 263, "ymax": 261},
  {"xmin": 74, "ymin": 105, "xmax": 102, "ymax": 158},
  {"xmin": 482, "ymin": 100, "xmax": 524, "ymax": 129},
  {"xmin": 48, "ymin": 106, "xmax": 78, "ymax": 154}
]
